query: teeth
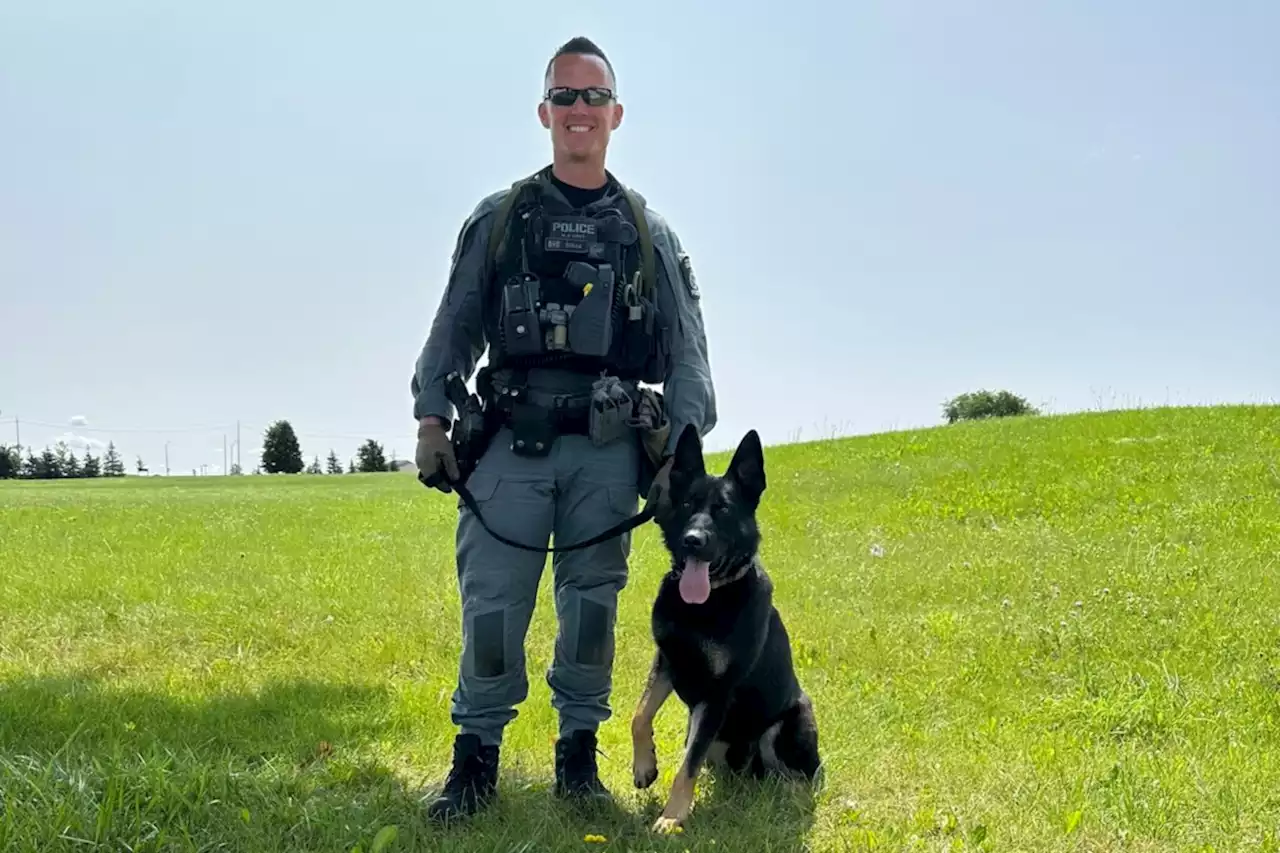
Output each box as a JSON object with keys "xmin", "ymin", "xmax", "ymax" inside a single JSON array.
[{"xmin": 568, "ymin": 125, "xmax": 591, "ymax": 133}]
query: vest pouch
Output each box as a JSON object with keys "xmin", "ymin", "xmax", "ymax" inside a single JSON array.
[
  {"xmin": 565, "ymin": 261, "xmax": 616, "ymax": 359},
  {"xmin": 502, "ymin": 275, "xmax": 543, "ymax": 357},
  {"xmin": 616, "ymin": 291, "xmax": 662, "ymax": 380}
]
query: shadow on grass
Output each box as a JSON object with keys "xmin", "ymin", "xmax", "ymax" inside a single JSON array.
[
  {"xmin": 0, "ymin": 674, "xmax": 820, "ymax": 851},
  {"xmin": 0, "ymin": 673, "xmax": 438, "ymax": 850}
]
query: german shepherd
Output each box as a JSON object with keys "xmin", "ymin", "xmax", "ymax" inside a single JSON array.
[{"xmin": 631, "ymin": 425, "xmax": 821, "ymax": 833}]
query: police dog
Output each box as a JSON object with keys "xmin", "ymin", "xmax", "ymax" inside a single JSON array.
[{"xmin": 631, "ymin": 425, "xmax": 820, "ymax": 833}]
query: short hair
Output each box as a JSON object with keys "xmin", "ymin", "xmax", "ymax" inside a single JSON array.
[{"xmin": 543, "ymin": 36, "xmax": 617, "ymax": 92}]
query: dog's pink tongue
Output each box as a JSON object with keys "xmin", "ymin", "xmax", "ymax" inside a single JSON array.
[{"xmin": 679, "ymin": 558, "xmax": 712, "ymax": 604}]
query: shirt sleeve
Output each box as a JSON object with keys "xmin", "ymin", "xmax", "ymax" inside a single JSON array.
[
  {"xmin": 410, "ymin": 198, "xmax": 498, "ymax": 424},
  {"xmin": 652, "ymin": 219, "xmax": 717, "ymax": 457}
]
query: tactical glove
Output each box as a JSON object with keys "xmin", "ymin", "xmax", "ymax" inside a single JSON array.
[
  {"xmin": 645, "ymin": 455, "xmax": 675, "ymax": 515},
  {"xmin": 416, "ymin": 420, "xmax": 459, "ymax": 493}
]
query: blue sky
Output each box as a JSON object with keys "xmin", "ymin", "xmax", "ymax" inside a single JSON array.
[{"xmin": 2, "ymin": 0, "xmax": 1277, "ymax": 474}]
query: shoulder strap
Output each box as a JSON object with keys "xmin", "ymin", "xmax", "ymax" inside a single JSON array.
[
  {"xmin": 485, "ymin": 172, "xmax": 539, "ymax": 273},
  {"xmin": 621, "ymin": 187, "xmax": 655, "ymax": 303}
]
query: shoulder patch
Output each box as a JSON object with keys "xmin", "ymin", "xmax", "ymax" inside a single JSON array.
[{"xmin": 677, "ymin": 251, "xmax": 700, "ymax": 300}]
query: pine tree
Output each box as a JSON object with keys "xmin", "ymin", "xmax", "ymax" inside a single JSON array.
[
  {"xmin": 326, "ymin": 449, "xmax": 342, "ymax": 474},
  {"xmin": 81, "ymin": 452, "xmax": 101, "ymax": 478},
  {"xmin": 261, "ymin": 420, "xmax": 304, "ymax": 474},
  {"xmin": 36, "ymin": 448, "xmax": 59, "ymax": 479},
  {"xmin": 0, "ymin": 444, "xmax": 17, "ymax": 479},
  {"xmin": 53, "ymin": 441, "xmax": 73, "ymax": 478},
  {"xmin": 306, "ymin": 455, "xmax": 323, "ymax": 475},
  {"xmin": 102, "ymin": 442, "xmax": 126, "ymax": 477},
  {"xmin": 356, "ymin": 439, "xmax": 387, "ymax": 473}
]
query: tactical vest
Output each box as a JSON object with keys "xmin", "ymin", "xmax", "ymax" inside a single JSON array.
[{"xmin": 483, "ymin": 170, "xmax": 666, "ymax": 384}]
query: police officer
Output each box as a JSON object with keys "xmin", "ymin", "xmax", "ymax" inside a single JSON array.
[{"xmin": 411, "ymin": 36, "xmax": 716, "ymax": 822}]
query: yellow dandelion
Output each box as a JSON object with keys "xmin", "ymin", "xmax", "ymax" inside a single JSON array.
[{"xmin": 583, "ymin": 834, "xmax": 607, "ymax": 843}]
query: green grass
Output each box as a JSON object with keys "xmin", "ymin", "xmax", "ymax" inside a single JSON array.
[{"xmin": 3, "ymin": 404, "xmax": 1279, "ymax": 852}]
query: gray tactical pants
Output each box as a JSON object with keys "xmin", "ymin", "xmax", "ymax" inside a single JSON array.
[{"xmin": 449, "ymin": 424, "xmax": 640, "ymax": 746}]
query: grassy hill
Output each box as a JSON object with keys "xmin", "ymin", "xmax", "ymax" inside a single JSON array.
[{"xmin": 2, "ymin": 404, "xmax": 1278, "ymax": 852}]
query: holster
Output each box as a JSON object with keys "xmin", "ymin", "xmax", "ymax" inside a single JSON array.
[{"xmin": 444, "ymin": 371, "xmax": 498, "ymax": 486}]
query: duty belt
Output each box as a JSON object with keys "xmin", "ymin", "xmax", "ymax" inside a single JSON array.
[
  {"xmin": 489, "ymin": 381, "xmax": 639, "ymax": 437},
  {"xmin": 492, "ymin": 386, "xmax": 590, "ymax": 432}
]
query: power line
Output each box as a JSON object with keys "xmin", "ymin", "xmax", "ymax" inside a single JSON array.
[{"xmin": 5, "ymin": 418, "xmax": 238, "ymax": 434}]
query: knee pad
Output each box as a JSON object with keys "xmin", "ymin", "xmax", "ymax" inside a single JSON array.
[
  {"xmin": 471, "ymin": 608, "xmax": 507, "ymax": 678},
  {"xmin": 573, "ymin": 595, "xmax": 613, "ymax": 667}
]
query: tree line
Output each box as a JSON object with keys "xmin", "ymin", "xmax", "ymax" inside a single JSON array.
[
  {"xmin": 3, "ymin": 393, "xmax": 1038, "ymax": 482},
  {"xmin": 0, "ymin": 420, "xmax": 409, "ymax": 480},
  {"xmin": 257, "ymin": 420, "xmax": 405, "ymax": 475},
  {"xmin": 0, "ymin": 440, "xmax": 128, "ymax": 480}
]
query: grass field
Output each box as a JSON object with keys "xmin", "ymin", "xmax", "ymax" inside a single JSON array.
[{"xmin": 3, "ymin": 404, "xmax": 1279, "ymax": 852}]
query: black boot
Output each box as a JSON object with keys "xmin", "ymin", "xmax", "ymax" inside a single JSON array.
[
  {"xmin": 426, "ymin": 733, "xmax": 499, "ymax": 823},
  {"xmin": 554, "ymin": 729, "xmax": 611, "ymax": 804}
]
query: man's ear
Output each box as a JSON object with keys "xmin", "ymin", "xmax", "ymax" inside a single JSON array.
[
  {"xmin": 726, "ymin": 429, "xmax": 766, "ymax": 508},
  {"xmin": 538, "ymin": 100, "xmax": 551, "ymax": 129},
  {"xmin": 669, "ymin": 424, "xmax": 705, "ymax": 487}
]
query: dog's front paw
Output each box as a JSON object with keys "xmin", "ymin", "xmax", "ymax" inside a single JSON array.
[
  {"xmin": 652, "ymin": 816, "xmax": 685, "ymax": 835},
  {"xmin": 632, "ymin": 749, "xmax": 658, "ymax": 789}
]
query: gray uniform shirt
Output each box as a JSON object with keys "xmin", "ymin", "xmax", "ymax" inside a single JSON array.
[{"xmin": 411, "ymin": 175, "xmax": 717, "ymax": 459}]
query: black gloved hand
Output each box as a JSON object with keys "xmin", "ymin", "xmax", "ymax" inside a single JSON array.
[{"xmin": 416, "ymin": 419, "xmax": 459, "ymax": 493}]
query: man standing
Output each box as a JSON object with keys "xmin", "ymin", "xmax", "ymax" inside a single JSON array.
[{"xmin": 411, "ymin": 36, "xmax": 716, "ymax": 822}]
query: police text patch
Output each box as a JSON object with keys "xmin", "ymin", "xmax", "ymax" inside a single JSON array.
[{"xmin": 544, "ymin": 217, "xmax": 597, "ymax": 254}]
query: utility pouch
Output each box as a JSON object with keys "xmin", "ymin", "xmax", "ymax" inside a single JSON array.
[
  {"xmin": 617, "ymin": 281, "xmax": 661, "ymax": 378},
  {"xmin": 508, "ymin": 402, "xmax": 556, "ymax": 457},
  {"xmin": 589, "ymin": 375, "xmax": 634, "ymax": 448},
  {"xmin": 501, "ymin": 275, "xmax": 543, "ymax": 357},
  {"xmin": 565, "ymin": 261, "xmax": 616, "ymax": 358}
]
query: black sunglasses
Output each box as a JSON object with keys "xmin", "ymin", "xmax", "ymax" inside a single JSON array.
[{"xmin": 545, "ymin": 86, "xmax": 615, "ymax": 107}]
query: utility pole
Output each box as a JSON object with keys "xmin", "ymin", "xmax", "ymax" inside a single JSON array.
[
  {"xmin": 237, "ymin": 420, "xmax": 241, "ymax": 472},
  {"xmin": 164, "ymin": 441, "xmax": 170, "ymax": 476},
  {"xmin": 223, "ymin": 434, "xmax": 228, "ymax": 476}
]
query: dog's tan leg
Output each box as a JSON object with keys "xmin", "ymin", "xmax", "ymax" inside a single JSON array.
[
  {"xmin": 631, "ymin": 650, "xmax": 672, "ymax": 789},
  {"xmin": 652, "ymin": 767, "xmax": 696, "ymax": 833},
  {"xmin": 651, "ymin": 699, "xmax": 729, "ymax": 833}
]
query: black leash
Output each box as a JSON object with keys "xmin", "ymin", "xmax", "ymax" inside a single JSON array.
[{"xmin": 420, "ymin": 471, "xmax": 657, "ymax": 554}]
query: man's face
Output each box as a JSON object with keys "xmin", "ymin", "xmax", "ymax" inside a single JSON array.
[{"xmin": 538, "ymin": 53, "xmax": 623, "ymax": 163}]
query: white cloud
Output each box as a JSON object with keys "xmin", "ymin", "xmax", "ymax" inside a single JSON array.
[{"xmin": 49, "ymin": 431, "xmax": 110, "ymax": 454}]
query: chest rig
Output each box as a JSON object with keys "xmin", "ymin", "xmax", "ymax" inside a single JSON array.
[{"xmin": 484, "ymin": 172, "xmax": 663, "ymax": 383}]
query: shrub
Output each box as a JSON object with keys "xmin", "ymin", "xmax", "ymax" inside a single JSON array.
[{"xmin": 942, "ymin": 389, "xmax": 1038, "ymax": 424}]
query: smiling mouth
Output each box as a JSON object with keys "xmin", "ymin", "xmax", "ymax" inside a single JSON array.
[{"xmin": 566, "ymin": 124, "xmax": 593, "ymax": 134}]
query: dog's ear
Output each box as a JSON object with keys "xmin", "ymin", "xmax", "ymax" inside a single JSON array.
[
  {"xmin": 726, "ymin": 429, "xmax": 766, "ymax": 507},
  {"xmin": 669, "ymin": 423, "xmax": 705, "ymax": 487}
]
